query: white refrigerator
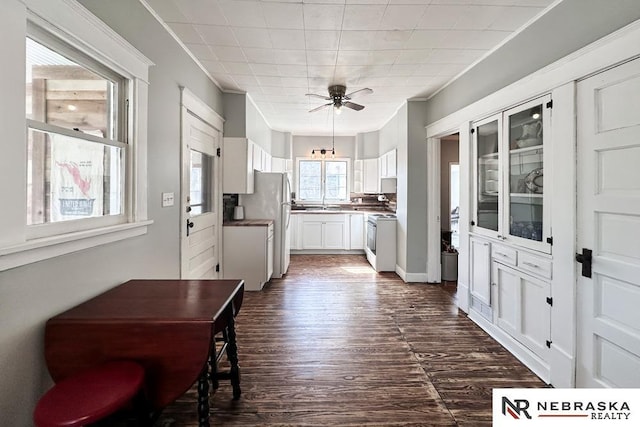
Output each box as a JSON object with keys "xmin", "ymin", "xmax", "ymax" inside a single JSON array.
[{"xmin": 239, "ymin": 171, "xmax": 291, "ymax": 278}]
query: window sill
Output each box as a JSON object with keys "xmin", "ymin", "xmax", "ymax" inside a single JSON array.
[{"xmin": 0, "ymin": 220, "xmax": 153, "ymax": 272}]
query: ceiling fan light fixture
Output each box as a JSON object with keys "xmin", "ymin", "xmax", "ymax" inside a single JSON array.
[{"xmin": 334, "ymin": 104, "xmax": 342, "ymax": 115}]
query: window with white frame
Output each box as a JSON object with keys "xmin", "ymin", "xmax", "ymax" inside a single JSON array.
[
  {"xmin": 26, "ymin": 32, "xmax": 127, "ymax": 234},
  {"xmin": 0, "ymin": 0, "xmax": 152, "ymax": 272},
  {"xmin": 297, "ymin": 159, "xmax": 349, "ymax": 202}
]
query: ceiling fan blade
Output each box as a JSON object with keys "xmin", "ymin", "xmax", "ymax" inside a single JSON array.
[
  {"xmin": 344, "ymin": 87, "xmax": 373, "ymax": 100},
  {"xmin": 306, "ymin": 93, "xmax": 331, "ymax": 100},
  {"xmin": 309, "ymin": 102, "xmax": 332, "ymax": 113},
  {"xmin": 343, "ymin": 101, "xmax": 365, "ymax": 111}
]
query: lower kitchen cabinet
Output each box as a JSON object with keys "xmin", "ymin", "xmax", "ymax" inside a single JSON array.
[
  {"xmin": 290, "ymin": 214, "xmax": 299, "ymax": 250},
  {"xmin": 469, "ymin": 237, "xmax": 492, "ymax": 319},
  {"xmin": 492, "ymin": 261, "xmax": 551, "ymax": 361},
  {"xmin": 349, "ymin": 213, "xmax": 364, "ymax": 250},
  {"xmin": 223, "ymin": 223, "xmax": 274, "ymax": 291},
  {"xmin": 301, "ymin": 214, "xmax": 348, "ymax": 250}
]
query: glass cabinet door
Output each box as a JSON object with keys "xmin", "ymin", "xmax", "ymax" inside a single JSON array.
[
  {"xmin": 504, "ymin": 96, "xmax": 551, "ymax": 252},
  {"xmin": 472, "ymin": 115, "xmax": 502, "ymax": 236}
]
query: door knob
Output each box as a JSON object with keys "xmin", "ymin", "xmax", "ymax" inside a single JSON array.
[{"xmin": 186, "ymin": 220, "xmax": 195, "ymax": 236}]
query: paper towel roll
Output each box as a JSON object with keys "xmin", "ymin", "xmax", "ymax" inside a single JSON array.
[{"xmin": 233, "ymin": 205, "xmax": 244, "ymax": 220}]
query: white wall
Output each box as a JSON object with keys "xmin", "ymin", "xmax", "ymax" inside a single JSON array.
[{"xmin": 0, "ymin": 1, "xmax": 224, "ymax": 424}]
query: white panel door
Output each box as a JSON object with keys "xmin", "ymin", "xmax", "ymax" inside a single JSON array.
[
  {"xmin": 576, "ymin": 58, "xmax": 640, "ymax": 387},
  {"xmin": 181, "ymin": 111, "xmax": 221, "ymax": 279}
]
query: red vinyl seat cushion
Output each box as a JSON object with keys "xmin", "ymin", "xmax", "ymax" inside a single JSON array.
[{"xmin": 34, "ymin": 360, "xmax": 144, "ymax": 427}]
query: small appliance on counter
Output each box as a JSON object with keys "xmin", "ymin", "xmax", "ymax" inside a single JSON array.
[{"xmin": 233, "ymin": 205, "xmax": 245, "ymax": 220}]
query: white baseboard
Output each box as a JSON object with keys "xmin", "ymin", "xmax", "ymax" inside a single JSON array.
[
  {"xmin": 457, "ymin": 282, "xmax": 470, "ymax": 313},
  {"xmin": 395, "ymin": 265, "xmax": 428, "ymax": 283},
  {"xmin": 469, "ymin": 309, "xmax": 551, "ymax": 384}
]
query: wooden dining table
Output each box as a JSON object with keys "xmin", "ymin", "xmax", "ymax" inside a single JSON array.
[{"xmin": 44, "ymin": 279, "xmax": 244, "ymax": 427}]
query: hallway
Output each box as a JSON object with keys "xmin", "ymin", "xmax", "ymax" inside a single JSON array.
[{"xmin": 158, "ymin": 255, "xmax": 545, "ymax": 426}]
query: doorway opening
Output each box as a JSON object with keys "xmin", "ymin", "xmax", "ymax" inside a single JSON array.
[{"xmin": 439, "ymin": 133, "xmax": 460, "ymax": 297}]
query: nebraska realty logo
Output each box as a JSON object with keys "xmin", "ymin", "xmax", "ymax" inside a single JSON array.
[{"xmin": 493, "ymin": 389, "xmax": 637, "ymax": 426}]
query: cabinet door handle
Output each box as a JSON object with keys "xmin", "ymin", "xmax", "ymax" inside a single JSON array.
[
  {"xmin": 522, "ymin": 261, "xmax": 539, "ymax": 268},
  {"xmin": 496, "ymin": 252, "xmax": 508, "ymax": 257}
]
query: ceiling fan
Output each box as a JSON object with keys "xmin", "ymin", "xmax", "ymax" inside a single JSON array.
[{"xmin": 306, "ymin": 85, "xmax": 373, "ymax": 114}]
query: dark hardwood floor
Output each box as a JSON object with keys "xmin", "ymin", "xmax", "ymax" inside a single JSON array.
[{"xmin": 156, "ymin": 254, "xmax": 545, "ymax": 426}]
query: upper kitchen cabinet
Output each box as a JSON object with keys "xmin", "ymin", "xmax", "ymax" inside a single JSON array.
[
  {"xmin": 504, "ymin": 97, "xmax": 551, "ymax": 253},
  {"xmin": 471, "ymin": 95, "xmax": 552, "ymax": 254},
  {"xmin": 362, "ymin": 158, "xmax": 379, "ymax": 193},
  {"xmin": 223, "ymin": 137, "xmax": 255, "ymax": 194},
  {"xmin": 379, "ymin": 149, "xmax": 397, "ymax": 178},
  {"xmin": 472, "ymin": 114, "xmax": 502, "ymax": 237}
]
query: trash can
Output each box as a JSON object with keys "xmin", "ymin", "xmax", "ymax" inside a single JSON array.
[{"xmin": 441, "ymin": 251, "xmax": 458, "ymax": 281}]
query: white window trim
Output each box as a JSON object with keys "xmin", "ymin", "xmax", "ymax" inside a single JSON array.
[
  {"xmin": 0, "ymin": 0, "xmax": 154, "ymax": 272},
  {"xmin": 296, "ymin": 157, "xmax": 351, "ymax": 203}
]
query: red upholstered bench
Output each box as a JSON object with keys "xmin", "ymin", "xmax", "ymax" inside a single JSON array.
[{"xmin": 34, "ymin": 360, "xmax": 146, "ymax": 427}]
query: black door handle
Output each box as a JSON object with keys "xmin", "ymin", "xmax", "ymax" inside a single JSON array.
[
  {"xmin": 186, "ymin": 220, "xmax": 194, "ymax": 236},
  {"xmin": 576, "ymin": 248, "xmax": 592, "ymax": 278}
]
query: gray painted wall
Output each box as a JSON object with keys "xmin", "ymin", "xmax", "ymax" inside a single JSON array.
[
  {"xmin": 355, "ymin": 130, "xmax": 380, "ymax": 159},
  {"xmin": 379, "ymin": 113, "xmax": 399, "ymax": 155},
  {"xmin": 426, "ymin": 0, "xmax": 640, "ymax": 124},
  {"xmin": 0, "ymin": 1, "xmax": 224, "ymax": 424},
  {"xmin": 271, "ymin": 130, "xmax": 291, "ymax": 158},
  {"xmin": 223, "ymin": 92, "xmax": 247, "ymax": 138}
]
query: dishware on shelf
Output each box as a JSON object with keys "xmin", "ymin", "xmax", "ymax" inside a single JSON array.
[
  {"xmin": 517, "ymin": 138, "xmax": 541, "ymax": 148},
  {"xmin": 524, "ymin": 168, "xmax": 543, "ymax": 193}
]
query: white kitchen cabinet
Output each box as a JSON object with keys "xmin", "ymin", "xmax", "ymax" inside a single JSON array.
[
  {"xmin": 379, "ymin": 149, "xmax": 397, "ymax": 178},
  {"xmin": 272, "ymin": 157, "xmax": 287, "ymax": 173},
  {"xmin": 300, "ymin": 214, "xmax": 348, "ymax": 250},
  {"xmin": 471, "ymin": 95, "xmax": 552, "ymax": 254},
  {"xmin": 353, "ymin": 160, "xmax": 363, "ymax": 193},
  {"xmin": 223, "ymin": 223, "xmax": 274, "ymax": 291},
  {"xmin": 492, "ymin": 260, "xmax": 551, "ymax": 361},
  {"xmin": 349, "ymin": 213, "xmax": 364, "ymax": 250},
  {"xmin": 264, "ymin": 152, "xmax": 272, "ymax": 172},
  {"xmin": 362, "ymin": 158, "xmax": 379, "ymax": 193},
  {"xmin": 222, "ymin": 137, "xmax": 255, "ymax": 194},
  {"xmin": 289, "ymin": 213, "xmax": 299, "ymax": 250},
  {"xmin": 469, "ymin": 237, "xmax": 492, "ymax": 320}
]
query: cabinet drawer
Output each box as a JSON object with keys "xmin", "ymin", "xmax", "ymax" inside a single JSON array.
[
  {"xmin": 518, "ymin": 252, "xmax": 552, "ymax": 279},
  {"xmin": 492, "ymin": 244, "xmax": 517, "ymax": 266}
]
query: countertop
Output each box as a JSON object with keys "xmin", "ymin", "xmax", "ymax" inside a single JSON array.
[
  {"xmin": 291, "ymin": 209, "xmax": 394, "ymax": 215},
  {"xmin": 223, "ymin": 219, "xmax": 274, "ymax": 226}
]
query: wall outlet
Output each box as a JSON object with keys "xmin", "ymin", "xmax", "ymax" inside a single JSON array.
[{"xmin": 162, "ymin": 192, "xmax": 174, "ymax": 207}]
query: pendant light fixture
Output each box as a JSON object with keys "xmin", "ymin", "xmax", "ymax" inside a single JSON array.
[{"xmin": 310, "ymin": 110, "xmax": 336, "ymax": 159}]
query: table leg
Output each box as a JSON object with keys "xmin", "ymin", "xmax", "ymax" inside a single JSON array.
[
  {"xmin": 197, "ymin": 368, "xmax": 210, "ymax": 427},
  {"xmin": 225, "ymin": 312, "xmax": 241, "ymax": 400}
]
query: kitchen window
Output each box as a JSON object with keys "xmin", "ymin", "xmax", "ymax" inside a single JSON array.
[
  {"xmin": 297, "ymin": 159, "xmax": 350, "ymax": 202},
  {"xmin": 0, "ymin": 1, "xmax": 152, "ymax": 272}
]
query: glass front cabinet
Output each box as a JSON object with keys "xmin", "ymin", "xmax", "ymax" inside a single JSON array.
[{"xmin": 472, "ymin": 95, "xmax": 552, "ymax": 254}]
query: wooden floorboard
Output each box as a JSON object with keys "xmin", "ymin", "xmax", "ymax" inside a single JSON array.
[{"xmin": 155, "ymin": 254, "xmax": 546, "ymax": 426}]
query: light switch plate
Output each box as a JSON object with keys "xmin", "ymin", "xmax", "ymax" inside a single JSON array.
[{"xmin": 162, "ymin": 192, "xmax": 174, "ymax": 207}]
